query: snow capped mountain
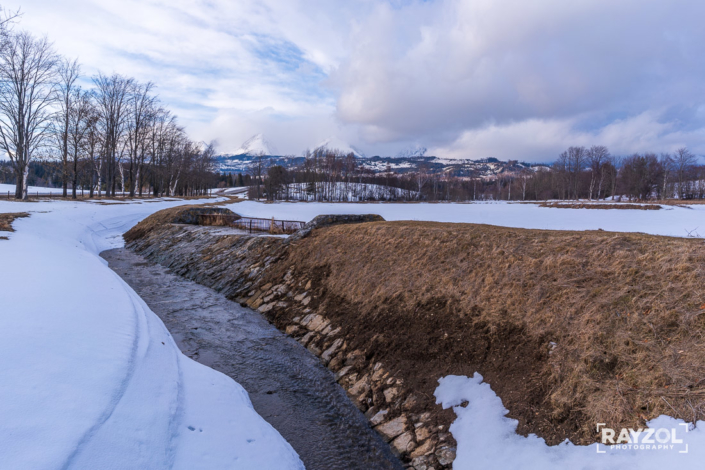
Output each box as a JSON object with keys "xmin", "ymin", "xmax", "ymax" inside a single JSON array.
[
  {"xmin": 230, "ymin": 134, "xmax": 278, "ymax": 156},
  {"xmin": 314, "ymin": 137, "xmax": 366, "ymax": 158},
  {"xmin": 395, "ymin": 144, "xmax": 427, "ymax": 159}
]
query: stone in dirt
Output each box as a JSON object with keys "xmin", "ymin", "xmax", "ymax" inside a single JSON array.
[
  {"xmin": 348, "ymin": 376, "xmax": 370, "ymax": 397},
  {"xmin": 335, "ymin": 365, "xmax": 352, "ymax": 381},
  {"xmin": 321, "ymin": 338, "xmax": 344, "ymax": 363},
  {"xmin": 374, "ymin": 416, "xmax": 407, "ymax": 442},
  {"xmin": 384, "ymin": 387, "xmax": 400, "ymax": 403},
  {"xmin": 410, "ymin": 455, "xmax": 433, "ymax": 470},
  {"xmin": 435, "ymin": 447, "xmax": 456, "ymax": 466},
  {"xmin": 370, "ymin": 409, "xmax": 389, "ymax": 426},
  {"xmin": 414, "ymin": 426, "xmax": 431, "ymax": 442},
  {"xmin": 391, "ymin": 431, "xmax": 415, "ymax": 455},
  {"xmin": 410, "ymin": 438, "xmax": 435, "ymax": 459},
  {"xmin": 301, "ymin": 313, "xmax": 326, "ymax": 331},
  {"xmin": 285, "ymin": 325, "xmax": 301, "ymax": 335}
]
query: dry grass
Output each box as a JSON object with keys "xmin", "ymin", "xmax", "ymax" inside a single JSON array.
[
  {"xmin": 123, "ymin": 205, "xmax": 237, "ymax": 242},
  {"xmin": 0, "ymin": 212, "xmax": 29, "ymax": 234},
  {"xmin": 539, "ymin": 202, "xmax": 661, "ymax": 210},
  {"xmin": 285, "ymin": 221, "xmax": 705, "ymax": 440}
]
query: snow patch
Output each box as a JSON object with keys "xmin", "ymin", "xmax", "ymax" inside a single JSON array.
[{"xmin": 435, "ymin": 374, "xmax": 704, "ymax": 469}]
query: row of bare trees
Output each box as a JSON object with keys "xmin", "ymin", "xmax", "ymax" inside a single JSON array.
[
  {"xmin": 0, "ymin": 12, "xmax": 217, "ymax": 199},
  {"xmin": 245, "ymin": 145, "xmax": 703, "ymax": 202}
]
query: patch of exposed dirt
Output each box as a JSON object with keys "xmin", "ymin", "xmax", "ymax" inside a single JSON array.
[
  {"xmin": 0, "ymin": 212, "xmax": 29, "ymax": 235},
  {"xmin": 539, "ymin": 202, "xmax": 661, "ymax": 210}
]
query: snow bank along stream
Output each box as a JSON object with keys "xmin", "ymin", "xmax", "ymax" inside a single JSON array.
[{"xmin": 0, "ymin": 198, "xmax": 303, "ymax": 469}]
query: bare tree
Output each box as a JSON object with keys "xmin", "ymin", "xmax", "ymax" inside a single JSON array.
[
  {"xmin": 125, "ymin": 81, "xmax": 155, "ymax": 196},
  {"xmin": 84, "ymin": 104, "xmax": 102, "ymax": 197},
  {"xmin": 565, "ymin": 146, "xmax": 587, "ymax": 200},
  {"xmin": 0, "ymin": 32, "xmax": 58, "ymax": 199},
  {"xmin": 659, "ymin": 152, "xmax": 673, "ymax": 200},
  {"xmin": 673, "ymin": 147, "xmax": 696, "ymax": 199},
  {"xmin": 247, "ymin": 153, "xmax": 267, "ymax": 200},
  {"xmin": 586, "ymin": 145, "xmax": 609, "ymax": 200},
  {"xmin": 608, "ymin": 155, "xmax": 622, "ymax": 200},
  {"xmin": 67, "ymin": 88, "xmax": 93, "ymax": 198},
  {"xmin": 92, "ymin": 73, "xmax": 133, "ymax": 196},
  {"xmin": 519, "ymin": 169, "xmax": 532, "ymax": 201},
  {"xmin": 54, "ymin": 58, "xmax": 80, "ymax": 197}
]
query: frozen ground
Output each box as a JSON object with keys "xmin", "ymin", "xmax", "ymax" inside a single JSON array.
[
  {"xmin": 436, "ymin": 374, "xmax": 704, "ymax": 470},
  {"xmin": 0, "ymin": 183, "xmax": 68, "ymax": 195},
  {"xmin": 228, "ymin": 200, "xmax": 705, "ymax": 238},
  {"xmin": 0, "ymin": 198, "xmax": 303, "ymax": 470}
]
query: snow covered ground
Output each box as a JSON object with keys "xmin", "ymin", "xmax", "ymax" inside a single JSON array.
[
  {"xmin": 0, "ymin": 198, "xmax": 303, "ymax": 469},
  {"xmin": 0, "ymin": 183, "xmax": 68, "ymax": 195},
  {"xmin": 436, "ymin": 374, "xmax": 704, "ymax": 469},
  {"xmin": 278, "ymin": 182, "xmax": 420, "ymax": 202},
  {"xmin": 228, "ymin": 200, "xmax": 705, "ymax": 238}
]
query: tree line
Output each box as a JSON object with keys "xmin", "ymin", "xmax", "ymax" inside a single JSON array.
[
  {"xmin": 245, "ymin": 146, "xmax": 704, "ymax": 202},
  {"xmin": 0, "ymin": 10, "xmax": 218, "ymax": 199}
]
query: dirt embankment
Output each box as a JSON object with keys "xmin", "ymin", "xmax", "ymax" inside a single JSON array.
[
  {"xmin": 539, "ymin": 202, "xmax": 661, "ymax": 210},
  {"xmin": 125, "ymin": 208, "xmax": 705, "ymax": 469}
]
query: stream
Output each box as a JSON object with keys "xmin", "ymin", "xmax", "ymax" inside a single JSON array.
[{"xmin": 101, "ymin": 248, "xmax": 403, "ymax": 470}]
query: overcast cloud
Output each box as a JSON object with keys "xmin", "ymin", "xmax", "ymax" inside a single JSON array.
[{"xmin": 8, "ymin": 0, "xmax": 705, "ymax": 161}]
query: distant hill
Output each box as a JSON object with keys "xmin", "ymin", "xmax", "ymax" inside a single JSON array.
[
  {"xmin": 215, "ymin": 152, "xmax": 547, "ymax": 178},
  {"xmin": 216, "ymin": 134, "xmax": 547, "ymax": 177}
]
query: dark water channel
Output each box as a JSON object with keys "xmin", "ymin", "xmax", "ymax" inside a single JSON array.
[{"xmin": 101, "ymin": 248, "xmax": 403, "ymax": 470}]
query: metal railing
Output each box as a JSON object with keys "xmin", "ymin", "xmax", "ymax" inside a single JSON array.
[
  {"xmin": 3, "ymin": 189, "xmax": 214, "ymax": 200},
  {"xmin": 198, "ymin": 213, "xmax": 305, "ymax": 235}
]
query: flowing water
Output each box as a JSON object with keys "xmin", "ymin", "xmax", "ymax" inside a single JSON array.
[{"xmin": 102, "ymin": 248, "xmax": 403, "ymax": 470}]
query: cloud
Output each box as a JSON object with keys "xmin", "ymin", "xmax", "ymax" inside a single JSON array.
[
  {"xmin": 7, "ymin": 0, "xmax": 705, "ymax": 160},
  {"xmin": 332, "ymin": 0, "xmax": 705, "ymax": 159},
  {"xmin": 429, "ymin": 112, "xmax": 705, "ymax": 161}
]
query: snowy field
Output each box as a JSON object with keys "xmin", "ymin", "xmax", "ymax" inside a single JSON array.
[
  {"xmin": 228, "ymin": 200, "xmax": 705, "ymax": 238},
  {"xmin": 0, "ymin": 183, "xmax": 68, "ymax": 195},
  {"xmin": 0, "ymin": 198, "xmax": 303, "ymax": 470}
]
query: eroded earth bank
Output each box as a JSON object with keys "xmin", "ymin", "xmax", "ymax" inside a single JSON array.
[{"xmin": 123, "ymin": 205, "xmax": 705, "ymax": 470}]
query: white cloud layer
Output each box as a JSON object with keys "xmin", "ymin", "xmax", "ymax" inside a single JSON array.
[{"xmin": 8, "ymin": 0, "xmax": 705, "ymax": 161}]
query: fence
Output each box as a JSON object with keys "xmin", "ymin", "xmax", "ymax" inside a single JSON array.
[
  {"xmin": 3, "ymin": 189, "xmax": 214, "ymax": 200},
  {"xmin": 198, "ymin": 213, "xmax": 305, "ymax": 235}
]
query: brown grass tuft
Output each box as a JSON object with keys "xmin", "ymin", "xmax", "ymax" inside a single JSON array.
[
  {"xmin": 539, "ymin": 202, "xmax": 661, "ymax": 210},
  {"xmin": 0, "ymin": 212, "xmax": 29, "ymax": 234}
]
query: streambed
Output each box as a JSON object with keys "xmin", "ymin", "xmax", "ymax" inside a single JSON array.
[{"xmin": 101, "ymin": 247, "xmax": 403, "ymax": 470}]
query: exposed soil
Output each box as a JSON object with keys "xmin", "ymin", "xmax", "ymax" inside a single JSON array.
[
  {"xmin": 259, "ymin": 221, "xmax": 705, "ymax": 445},
  {"xmin": 0, "ymin": 212, "xmax": 29, "ymax": 237},
  {"xmin": 539, "ymin": 202, "xmax": 661, "ymax": 210}
]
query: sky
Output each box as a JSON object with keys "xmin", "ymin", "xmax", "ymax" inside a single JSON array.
[{"xmin": 7, "ymin": 0, "xmax": 705, "ymax": 162}]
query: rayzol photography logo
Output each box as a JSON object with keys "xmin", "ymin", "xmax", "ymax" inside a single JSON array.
[{"xmin": 596, "ymin": 423, "xmax": 690, "ymax": 453}]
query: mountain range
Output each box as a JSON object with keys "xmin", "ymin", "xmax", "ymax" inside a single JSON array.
[{"xmin": 215, "ymin": 134, "xmax": 546, "ymax": 178}]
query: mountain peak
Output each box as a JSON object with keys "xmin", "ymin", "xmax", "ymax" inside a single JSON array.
[
  {"xmin": 314, "ymin": 137, "xmax": 366, "ymax": 158},
  {"xmin": 231, "ymin": 134, "xmax": 277, "ymax": 156}
]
